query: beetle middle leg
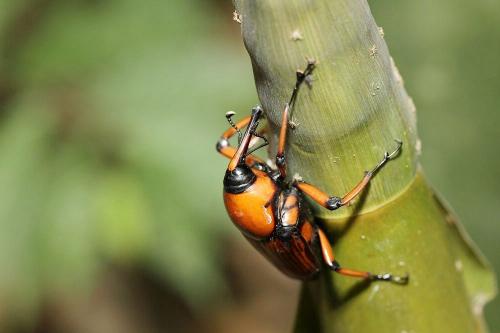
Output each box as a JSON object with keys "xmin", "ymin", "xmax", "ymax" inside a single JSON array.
[
  {"xmin": 317, "ymin": 228, "xmax": 408, "ymax": 283},
  {"xmin": 294, "ymin": 140, "xmax": 402, "ymax": 210}
]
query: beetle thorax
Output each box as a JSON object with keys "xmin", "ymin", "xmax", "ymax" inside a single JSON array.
[{"xmin": 223, "ymin": 170, "xmax": 278, "ymax": 239}]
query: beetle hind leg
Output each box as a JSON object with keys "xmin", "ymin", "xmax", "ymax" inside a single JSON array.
[{"xmin": 317, "ymin": 228, "xmax": 408, "ymax": 284}]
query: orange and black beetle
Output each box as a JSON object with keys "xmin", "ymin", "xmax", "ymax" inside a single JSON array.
[{"xmin": 217, "ymin": 61, "xmax": 407, "ymax": 283}]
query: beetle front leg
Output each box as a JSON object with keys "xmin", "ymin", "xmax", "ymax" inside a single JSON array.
[
  {"xmin": 276, "ymin": 60, "xmax": 316, "ymax": 179},
  {"xmin": 294, "ymin": 140, "xmax": 402, "ymax": 210},
  {"xmin": 317, "ymin": 228, "xmax": 408, "ymax": 283}
]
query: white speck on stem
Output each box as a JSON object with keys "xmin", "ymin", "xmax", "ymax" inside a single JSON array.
[
  {"xmin": 455, "ymin": 260, "xmax": 463, "ymax": 272},
  {"xmin": 360, "ymin": 235, "xmax": 367, "ymax": 240},
  {"xmin": 378, "ymin": 26, "xmax": 385, "ymax": 38},
  {"xmin": 473, "ymin": 293, "xmax": 490, "ymax": 316},
  {"xmin": 371, "ymin": 81, "xmax": 381, "ymax": 96},
  {"xmin": 408, "ymin": 96, "xmax": 416, "ymax": 114},
  {"xmin": 415, "ymin": 138, "xmax": 422, "ymax": 156},
  {"xmin": 368, "ymin": 285, "xmax": 380, "ymax": 302},
  {"xmin": 232, "ymin": 11, "xmax": 242, "ymax": 24},
  {"xmin": 291, "ymin": 29, "xmax": 304, "ymax": 41},
  {"xmin": 289, "ymin": 117, "xmax": 300, "ymax": 129},
  {"xmin": 390, "ymin": 57, "xmax": 404, "ymax": 84}
]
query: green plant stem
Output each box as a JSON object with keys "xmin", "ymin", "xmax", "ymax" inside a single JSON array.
[{"xmin": 233, "ymin": 0, "xmax": 496, "ymax": 332}]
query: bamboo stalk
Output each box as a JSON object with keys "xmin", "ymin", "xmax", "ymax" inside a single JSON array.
[{"xmin": 233, "ymin": 0, "xmax": 496, "ymax": 332}]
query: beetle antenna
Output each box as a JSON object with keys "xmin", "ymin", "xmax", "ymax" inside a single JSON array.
[{"xmin": 226, "ymin": 111, "xmax": 243, "ymax": 144}]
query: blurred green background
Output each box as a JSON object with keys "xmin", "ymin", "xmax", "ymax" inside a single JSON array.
[{"xmin": 0, "ymin": 0, "xmax": 497, "ymax": 332}]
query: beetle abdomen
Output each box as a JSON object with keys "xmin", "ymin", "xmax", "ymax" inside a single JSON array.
[{"xmin": 246, "ymin": 230, "xmax": 321, "ymax": 280}]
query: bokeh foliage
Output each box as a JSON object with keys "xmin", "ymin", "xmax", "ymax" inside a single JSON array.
[
  {"xmin": 0, "ymin": 0, "xmax": 256, "ymax": 329},
  {"xmin": 0, "ymin": 0, "xmax": 498, "ymax": 331}
]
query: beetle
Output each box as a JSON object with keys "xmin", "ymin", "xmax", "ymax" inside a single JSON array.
[{"xmin": 216, "ymin": 60, "xmax": 408, "ymax": 283}]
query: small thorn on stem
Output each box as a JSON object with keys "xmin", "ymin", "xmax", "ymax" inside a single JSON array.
[{"xmin": 232, "ymin": 11, "xmax": 242, "ymax": 24}]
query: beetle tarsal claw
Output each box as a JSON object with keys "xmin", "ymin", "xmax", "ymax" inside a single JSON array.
[
  {"xmin": 387, "ymin": 139, "xmax": 403, "ymax": 159},
  {"xmin": 370, "ymin": 272, "xmax": 409, "ymax": 284},
  {"xmin": 393, "ymin": 273, "xmax": 410, "ymax": 284}
]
